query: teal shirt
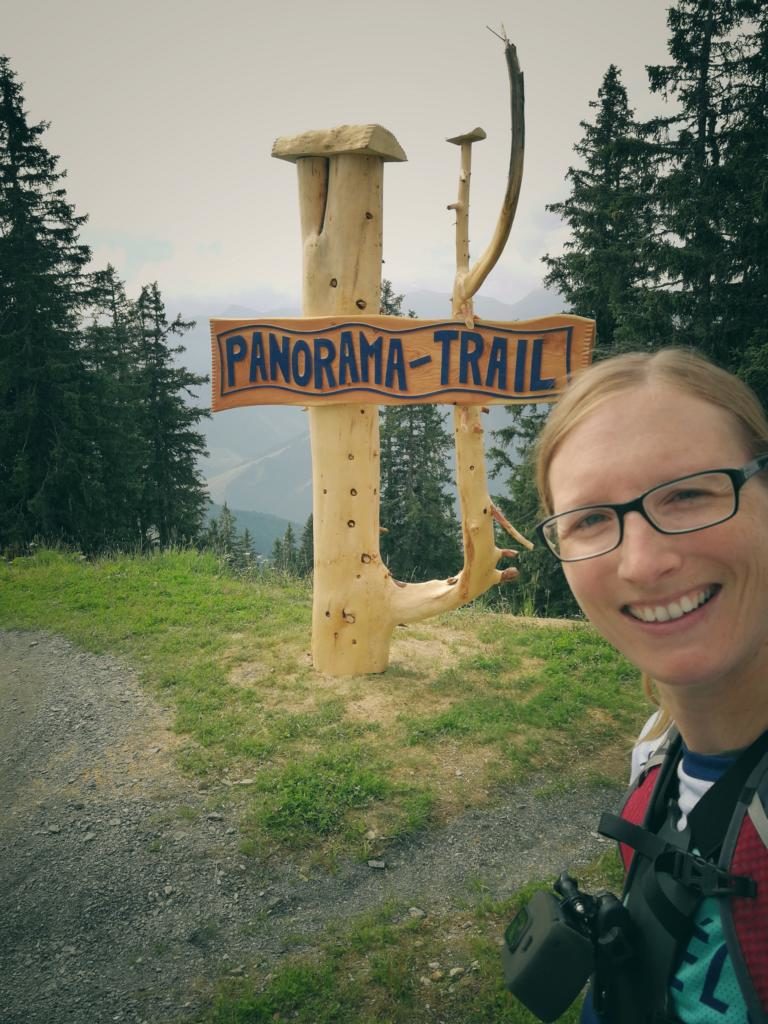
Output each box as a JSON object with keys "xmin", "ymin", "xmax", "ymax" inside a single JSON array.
[{"xmin": 670, "ymin": 895, "xmax": 748, "ymax": 1022}]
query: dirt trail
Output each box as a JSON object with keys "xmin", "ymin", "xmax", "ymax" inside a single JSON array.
[{"xmin": 0, "ymin": 629, "xmax": 620, "ymax": 1024}]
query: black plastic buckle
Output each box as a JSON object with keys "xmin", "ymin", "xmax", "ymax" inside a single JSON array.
[{"xmin": 668, "ymin": 850, "xmax": 757, "ymax": 898}]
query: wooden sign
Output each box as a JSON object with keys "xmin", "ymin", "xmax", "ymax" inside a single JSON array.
[{"xmin": 210, "ymin": 313, "xmax": 595, "ymax": 411}]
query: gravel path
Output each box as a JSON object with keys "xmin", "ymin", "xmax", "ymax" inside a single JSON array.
[{"xmin": 0, "ymin": 629, "xmax": 621, "ymax": 1024}]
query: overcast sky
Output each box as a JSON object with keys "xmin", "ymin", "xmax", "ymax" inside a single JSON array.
[{"xmin": 4, "ymin": 0, "xmax": 674, "ymax": 315}]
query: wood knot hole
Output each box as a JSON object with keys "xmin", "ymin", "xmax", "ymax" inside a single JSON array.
[
  {"xmin": 355, "ymin": 299, "xmax": 367, "ymax": 310},
  {"xmin": 347, "ymin": 520, "xmax": 356, "ymax": 528},
  {"xmin": 365, "ymin": 211, "xmax": 374, "ymax": 220},
  {"xmin": 350, "ymin": 488, "xmax": 357, "ymax": 496},
  {"xmin": 361, "ymin": 553, "xmax": 371, "ymax": 564},
  {"xmin": 330, "ymin": 278, "xmax": 338, "ymax": 288}
]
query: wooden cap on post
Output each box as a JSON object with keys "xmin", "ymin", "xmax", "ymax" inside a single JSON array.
[
  {"xmin": 446, "ymin": 126, "xmax": 487, "ymax": 146},
  {"xmin": 272, "ymin": 124, "xmax": 407, "ymax": 163}
]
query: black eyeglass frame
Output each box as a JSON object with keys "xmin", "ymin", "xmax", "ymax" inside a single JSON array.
[{"xmin": 536, "ymin": 454, "xmax": 768, "ymax": 563}]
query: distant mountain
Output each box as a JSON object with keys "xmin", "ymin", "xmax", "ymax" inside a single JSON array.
[
  {"xmin": 402, "ymin": 286, "xmax": 565, "ymax": 321},
  {"xmin": 204, "ymin": 426, "xmax": 313, "ymax": 521},
  {"xmin": 185, "ymin": 285, "xmax": 562, "ymax": 516},
  {"xmin": 205, "ymin": 502, "xmax": 302, "ymax": 556}
]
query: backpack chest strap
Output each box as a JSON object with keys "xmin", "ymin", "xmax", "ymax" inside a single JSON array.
[{"xmin": 599, "ymin": 812, "xmax": 757, "ymax": 899}]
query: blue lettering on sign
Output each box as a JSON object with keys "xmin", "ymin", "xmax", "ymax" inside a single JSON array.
[
  {"xmin": 291, "ymin": 340, "xmax": 312, "ymax": 386},
  {"xmin": 225, "ymin": 335, "xmax": 247, "ymax": 387},
  {"xmin": 486, "ymin": 337, "xmax": 508, "ymax": 390},
  {"xmin": 434, "ymin": 329, "xmax": 459, "ymax": 385},
  {"xmin": 314, "ymin": 339, "xmax": 337, "ymax": 389},
  {"xmin": 459, "ymin": 331, "xmax": 484, "ymax": 384},
  {"xmin": 359, "ymin": 331, "xmax": 383, "ymax": 384},
  {"xmin": 338, "ymin": 331, "xmax": 360, "ymax": 384},
  {"xmin": 269, "ymin": 333, "xmax": 291, "ymax": 383},
  {"xmin": 514, "ymin": 339, "xmax": 528, "ymax": 392},
  {"xmin": 531, "ymin": 338, "xmax": 556, "ymax": 390},
  {"xmin": 249, "ymin": 333, "xmax": 267, "ymax": 382},
  {"xmin": 384, "ymin": 339, "xmax": 406, "ymax": 390}
]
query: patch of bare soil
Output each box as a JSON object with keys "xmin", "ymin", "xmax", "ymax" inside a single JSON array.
[{"xmin": 0, "ymin": 629, "xmax": 622, "ymax": 1024}]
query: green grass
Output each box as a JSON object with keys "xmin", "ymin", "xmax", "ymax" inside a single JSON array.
[
  {"xmin": 0, "ymin": 548, "xmax": 644, "ymax": 1023},
  {"xmin": 0, "ymin": 548, "xmax": 650, "ymax": 860},
  {"xmin": 200, "ymin": 852, "xmax": 624, "ymax": 1024}
]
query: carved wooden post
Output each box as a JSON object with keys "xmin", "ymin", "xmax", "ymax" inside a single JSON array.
[
  {"xmin": 272, "ymin": 126, "xmax": 406, "ymax": 674},
  {"xmin": 210, "ymin": 39, "xmax": 595, "ymax": 678}
]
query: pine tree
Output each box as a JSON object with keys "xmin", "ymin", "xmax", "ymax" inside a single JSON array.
[
  {"xmin": 379, "ymin": 403, "xmax": 461, "ymax": 580},
  {"xmin": 644, "ymin": 0, "xmax": 753, "ymax": 364},
  {"xmin": 79, "ymin": 265, "xmax": 147, "ymax": 547},
  {"xmin": 240, "ymin": 527, "xmax": 256, "ymax": 570},
  {"xmin": 543, "ymin": 65, "xmax": 661, "ymax": 356},
  {"xmin": 298, "ymin": 514, "xmax": 314, "ymax": 576},
  {"xmin": 0, "ymin": 56, "xmax": 95, "ymax": 550},
  {"xmin": 271, "ymin": 534, "xmax": 284, "ymax": 569},
  {"xmin": 202, "ymin": 513, "xmax": 221, "ymax": 552},
  {"xmin": 216, "ymin": 502, "xmax": 238, "ymax": 556},
  {"xmin": 272, "ymin": 522, "xmax": 298, "ymax": 573},
  {"xmin": 133, "ymin": 282, "xmax": 210, "ymax": 546},
  {"xmin": 378, "ymin": 281, "xmax": 461, "ymax": 581},
  {"xmin": 283, "ymin": 522, "xmax": 298, "ymax": 572},
  {"xmin": 719, "ymin": 2, "xmax": 768, "ymax": 403},
  {"xmin": 489, "ymin": 409, "xmax": 580, "ymax": 617}
]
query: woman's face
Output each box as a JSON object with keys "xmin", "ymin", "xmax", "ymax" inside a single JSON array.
[{"xmin": 547, "ymin": 383, "xmax": 768, "ymax": 698}]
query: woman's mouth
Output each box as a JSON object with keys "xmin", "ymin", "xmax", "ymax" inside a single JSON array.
[{"xmin": 623, "ymin": 584, "xmax": 720, "ymax": 623}]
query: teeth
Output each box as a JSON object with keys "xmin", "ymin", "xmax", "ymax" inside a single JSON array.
[{"xmin": 629, "ymin": 587, "xmax": 714, "ymax": 623}]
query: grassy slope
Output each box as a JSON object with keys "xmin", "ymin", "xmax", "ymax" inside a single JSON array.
[{"xmin": 0, "ymin": 549, "xmax": 649, "ymax": 1022}]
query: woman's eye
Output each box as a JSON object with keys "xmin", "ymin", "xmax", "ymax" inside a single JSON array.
[
  {"xmin": 665, "ymin": 488, "xmax": 708, "ymax": 504},
  {"xmin": 571, "ymin": 511, "xmax": 611, "ymax": 532}
]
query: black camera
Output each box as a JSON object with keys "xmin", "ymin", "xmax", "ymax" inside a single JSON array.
[{"xmin": 502, "ymin": 873, "xmax": 633, "ymax": 1022}]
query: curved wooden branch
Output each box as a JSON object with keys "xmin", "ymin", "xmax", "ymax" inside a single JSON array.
[
  {"xmin": 389, "ymin": 406, "xmax": 530, "ymax": 625},
  {"xmin": 451, "ymin": 40, "xmax": 525, "ymax": 321}
]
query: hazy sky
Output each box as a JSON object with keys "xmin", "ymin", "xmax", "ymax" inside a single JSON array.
[{"xmin": 4, "ymin": 0, "xmax": 674, "ymax": 314}]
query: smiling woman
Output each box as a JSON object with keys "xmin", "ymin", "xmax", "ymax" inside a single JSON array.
[{"xmin": 513, "ymin": 349, "xmax": 768, "ymax": 1024}]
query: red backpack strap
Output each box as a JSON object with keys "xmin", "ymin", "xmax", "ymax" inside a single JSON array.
[
  {"xmin": 618, "ymin": 767, "xmax": 660, "ymax": 873},
  {"xmin": 729, "ymin": 788, "xmax": 768, "ymax": 1015}
]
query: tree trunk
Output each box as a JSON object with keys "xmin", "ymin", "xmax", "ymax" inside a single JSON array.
[
  {"xmin": 295, "ymin": 148, "xmax": 394, "ymax": 673},
  {"xmin": 275, "ymin": 125, "xmax": 530, "ymax": 676}
]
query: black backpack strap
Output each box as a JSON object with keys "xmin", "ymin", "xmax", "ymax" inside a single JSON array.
[
  {"xmin": 686, "ymin": 728, "xmax": 768, "ymax": 858},
  {"xmin": 599, "ymin": 813, "xmax": 757, "ymax": 899},
  {"xmin": 594, "ymin": 729, "xmax": 767, "ymax": 1023}
]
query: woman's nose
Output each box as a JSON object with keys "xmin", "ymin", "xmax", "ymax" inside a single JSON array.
[{"xmin": 616, "ymin": 511, "xmax": 683, "ymax": 584}]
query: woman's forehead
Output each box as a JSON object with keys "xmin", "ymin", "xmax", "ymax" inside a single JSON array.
[{"xmin": 547, "ymin": 385, "xmax": 748, "ymax": 508}]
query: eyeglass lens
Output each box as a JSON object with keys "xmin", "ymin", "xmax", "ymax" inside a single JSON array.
[{"xmin": 545, "ymin": 471, "xmax": 736, "ymax": 560}]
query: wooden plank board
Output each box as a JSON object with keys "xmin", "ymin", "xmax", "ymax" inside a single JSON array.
[{"xmin": 210, "ymin": 313, "xmax": 595, "ymax": 410}]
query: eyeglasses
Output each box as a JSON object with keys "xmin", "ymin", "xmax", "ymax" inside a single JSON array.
[{"xmin": 537, "ymin": 455, "xmax": 768, "ymax": 563}]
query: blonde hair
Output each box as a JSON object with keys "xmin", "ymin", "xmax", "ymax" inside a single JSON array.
[{"xmin": 535, "ymin": 348, "xmax": 768, "ymax": 740}]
